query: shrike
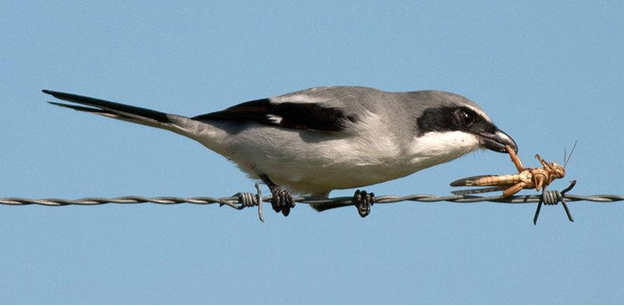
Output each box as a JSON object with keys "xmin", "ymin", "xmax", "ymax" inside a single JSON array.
[{"xmin": 43, "ymin": 86, "xmax": 517, "ymax": 217}]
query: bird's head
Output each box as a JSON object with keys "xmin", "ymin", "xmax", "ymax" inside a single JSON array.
[{"xmin": 408, "ymin": 91, "xmax": 518, "ymax": 159}]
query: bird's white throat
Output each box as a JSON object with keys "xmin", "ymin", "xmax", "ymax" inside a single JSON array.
[{"xmin": 408, "ymin": 131, "xmax": 480, "ymax": 169}]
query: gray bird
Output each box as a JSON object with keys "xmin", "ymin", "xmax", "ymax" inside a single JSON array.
[{"xmin": 43, "ymin": 86, "xmax": 517, "ymax": 217}]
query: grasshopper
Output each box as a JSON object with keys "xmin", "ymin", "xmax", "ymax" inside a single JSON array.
[{"xmin": 451, "ymin": 143, "xmax": 576, "ymax": 197}]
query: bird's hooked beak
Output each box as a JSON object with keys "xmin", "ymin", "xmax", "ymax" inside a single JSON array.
[{"xmin": 479, "ymin": 128, "xmax": 518, "ymax": 154}]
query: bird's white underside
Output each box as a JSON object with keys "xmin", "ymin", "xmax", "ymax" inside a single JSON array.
[{"xmin": 170, "ymin": 112, "xmax": 480, "ymax": 197}]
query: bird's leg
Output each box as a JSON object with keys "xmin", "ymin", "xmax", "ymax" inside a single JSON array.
[
  {"xmin": 258, "ymin": 174, "xmax": 295, "ymax": 217},
  {"xmin": 352, "ymin": 189, "xmax": 375, "ymax": 218}
]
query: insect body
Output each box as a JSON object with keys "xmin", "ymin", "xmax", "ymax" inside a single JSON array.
[{"xmin": 451, "ymin": 145, "xmax": 570, "ymax": 197}]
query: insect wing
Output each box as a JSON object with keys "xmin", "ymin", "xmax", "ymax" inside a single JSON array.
[
  {"xmin": 451, "ymin": 186, "xmax": 507, "ymax": 195},
  {"xmin": 450, "ymin": 175, "xmax": 497, "ymax": 187}
]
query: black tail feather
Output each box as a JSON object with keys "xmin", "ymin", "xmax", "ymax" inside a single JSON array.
[
  {"xmin": 48, "ymin": 101, "xmax": 111, "ymax": 114},
  {"xmin": 43, "ymin": 89, "xmax": 169, "ymax": 123}
]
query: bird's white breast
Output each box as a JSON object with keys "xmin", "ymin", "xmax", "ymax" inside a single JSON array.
[{"xmin": 185, "ymin": 113, "xmax": 480, "ymax": 197}]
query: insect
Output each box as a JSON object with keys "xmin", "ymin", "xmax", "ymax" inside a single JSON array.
[{"xmin": 451, "ymin": 143, "xmax": 576, "ymax": 197}]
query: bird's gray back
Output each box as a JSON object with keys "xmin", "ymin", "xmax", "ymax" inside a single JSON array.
[{"xmin": 270, "ymin": 86, "xmax": 488, "ymax": 140}]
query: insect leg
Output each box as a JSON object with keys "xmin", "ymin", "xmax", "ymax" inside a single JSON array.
[
  {"xmin": 502, "ymin": 182, "xmax": 526, "ymax": 197},
  {"xmin": 506, "ymin": 145, "xmax": 525, "ymax": 172},
  {"xmin": 535, "ymin": 175, "xmax": 545, "ymax": 191},
  {"xmin": 535, "ymin": 154, "xmax": 553, "ymax": 172}
]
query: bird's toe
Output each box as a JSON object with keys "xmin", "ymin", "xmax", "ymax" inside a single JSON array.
[
  {"xmin": 270, "ymin": 187, "xmax": 295, "ymax": 216},
  {"xmin": 352, "ymin": 189, "xmax": 375, "ymax": 218}
]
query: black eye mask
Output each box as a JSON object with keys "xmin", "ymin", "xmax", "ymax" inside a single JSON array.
[{"xmin": 416, "ymin": 106, "xmax": 495, "ymax": 135}]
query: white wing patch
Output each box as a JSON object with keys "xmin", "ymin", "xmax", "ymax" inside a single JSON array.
[{"xmin": 267, "ymin": 114, "xmax": 283, "ymax": 124}]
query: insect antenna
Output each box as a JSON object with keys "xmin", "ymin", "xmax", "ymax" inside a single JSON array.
[{"xmin": 564, "ymin": 141, "xmax": 578, "ymax": 169}]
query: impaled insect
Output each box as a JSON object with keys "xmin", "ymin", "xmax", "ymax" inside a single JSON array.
[{"xmin": 451, "ymin": 143, "xmax": 576, "ymax": 197}]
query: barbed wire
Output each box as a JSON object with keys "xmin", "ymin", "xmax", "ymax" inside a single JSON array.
[
  {"xmin": 3, "ymin": 193, "xmax": 621, "ymax": 206},
  {"xmin": 2, "ymin": 180, "xmax": 623, "ymax": 223},
  {"xmin": 2, "ymin": 193, "xmax": 623, "ymax": 206}
]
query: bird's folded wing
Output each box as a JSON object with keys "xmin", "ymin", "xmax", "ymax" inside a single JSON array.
[{"xmin": 193, "ymin": 98, "xmax": 359, "ymax": 132}]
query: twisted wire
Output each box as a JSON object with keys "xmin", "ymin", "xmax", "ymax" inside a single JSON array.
[
  {"xmin": 2, "ymin": 179, "xmax": 622, "ymax": 224},
  {"xmin": 1, "ymin": 193, "xmax": 622, "ymax": 207},
  {"xmin": 542, "ymin": 190, "xmax": 562, "ymax": 205}
]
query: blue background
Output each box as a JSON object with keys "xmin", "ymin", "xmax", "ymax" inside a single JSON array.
[{"xmin": 2, "ymin": 1, "xmax": 623, "ymax": 304}]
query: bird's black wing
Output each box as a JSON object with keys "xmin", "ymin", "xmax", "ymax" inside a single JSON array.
[{"xmin": 193, "ymin": 98, "xmax": 359, "ymax": 132}]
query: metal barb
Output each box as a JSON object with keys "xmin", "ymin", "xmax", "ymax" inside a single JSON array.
[
  {"xmin": 560, "ymin": 180, "xmax": 577, "ymax": 222},
  {"xmin": 534, "ymin": 180, "xmax": 577, "ymax": 225},
  {"xmin": 254, "ymin": 183, "xmax": 264, "ymax": 222},
  {"xmin": 220, "ymin": 183, "xmax": 264, "ymax": 222}
]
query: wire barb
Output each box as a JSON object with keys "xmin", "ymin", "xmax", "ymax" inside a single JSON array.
[
  {"xmin": 219, "ymin": 184, "xmax": 264, "ymax": 222},
  {"xmin": 533, "ymin": 180, "xmax": 576, "ymax": 225}
]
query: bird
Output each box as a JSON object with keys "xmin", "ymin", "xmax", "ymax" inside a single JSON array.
[{"xmin": 43, "ymin": 86, "xmax": 518, "ymax": 217}]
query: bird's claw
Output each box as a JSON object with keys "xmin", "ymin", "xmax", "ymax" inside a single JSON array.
[
  {"xmin": 353, "ymin": 189, "xmax": 375, "ymax": 218},
  {"xmin": 270, "ymin": 187, "xmax": 295, "ymax": 216}
]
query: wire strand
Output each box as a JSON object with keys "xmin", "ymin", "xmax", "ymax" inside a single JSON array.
[
  {"xmin": 2, "ymin": 192, "xmax": 622, "ymax": 206},
  {"xmin": 2, "ymin": 182, "xmax": 622, "ymax": 222}
]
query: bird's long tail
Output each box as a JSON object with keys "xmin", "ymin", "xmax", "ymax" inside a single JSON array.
[{"xmin": 43, "ymin": 89, "xmax": 202, "ymax": 139}]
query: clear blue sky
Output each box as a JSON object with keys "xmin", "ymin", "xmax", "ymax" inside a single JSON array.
[{"xmin": 1, "ymin": 1, "xmax": 623, "ymax": 304}]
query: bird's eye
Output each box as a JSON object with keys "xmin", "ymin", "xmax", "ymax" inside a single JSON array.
[{"xmin": 459, "ymin": 110, "xmax": 474, "ymax": 127}]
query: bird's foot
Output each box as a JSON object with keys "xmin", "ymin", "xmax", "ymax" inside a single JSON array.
[
  {"xmin": 270, "ymin": 186, "xmax": 295, "ymax": 217},
  {"xmin": 352, "ymin": 189, "xmax": 375, "ymax": 218}
]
